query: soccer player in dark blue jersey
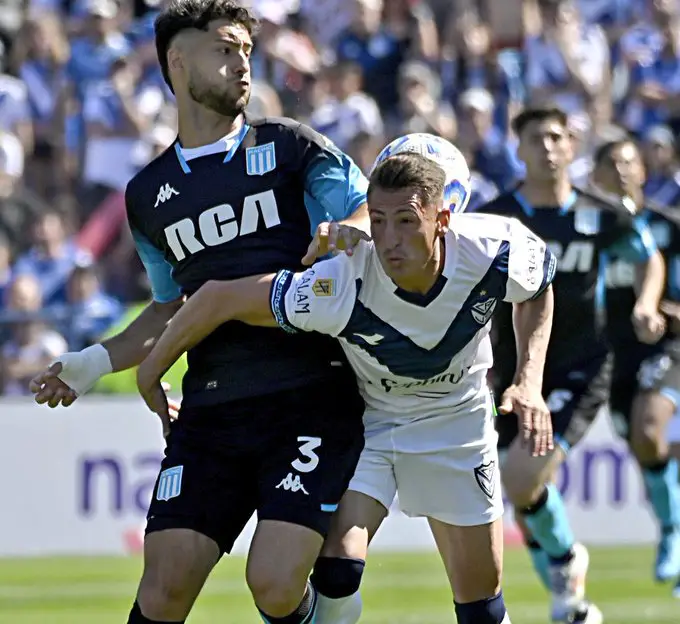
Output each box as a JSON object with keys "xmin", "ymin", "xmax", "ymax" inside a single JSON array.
[
  {"xmin": 27, "ymin": 2, "xmax": 372, "ymax": 624},
  {"xmin": 479, "ymin": 107, "xmax": 665, "ymax": 624},
  {"xmin": 592, "ymin": 138, "xmax": 680, "ymax": 585}
]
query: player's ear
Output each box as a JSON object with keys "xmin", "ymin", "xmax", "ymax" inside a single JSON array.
[
  {"xmin": 167, "ymin": 39, "xmax": 187, "ymax": 77},
  {"xmin": 435, "ymin": 205, "xmax": 450, "ymax": 237}
]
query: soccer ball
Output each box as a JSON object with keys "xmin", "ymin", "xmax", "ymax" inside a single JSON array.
[{"xmin": 371, "ymin": 133, "xmax": 472, "ymax": 213}]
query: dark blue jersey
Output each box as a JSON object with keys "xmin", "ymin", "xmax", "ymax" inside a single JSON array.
[
  {"xmin": 478, "ymin": 187, "xmax": 657, "ymax": 385},
  {"xmin": 125, "ymin": 114, "xmax": 368, "ymax": 407},
  {"xmin": 606, "ymin": 204, "xmax": 680, "ymax": 367}
]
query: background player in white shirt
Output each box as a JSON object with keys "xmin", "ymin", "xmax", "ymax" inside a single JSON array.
[{"xmin": 136, "ymin": 149, "xmax": 557, "ymax": 624}]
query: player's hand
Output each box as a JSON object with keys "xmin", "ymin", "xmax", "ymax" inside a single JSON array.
[
  {"xmin": 498, "ymin": 384, "xmax": 553, "ymax": 457},
  {"xmin": 28, "ymin": 362, "xmax": 78, "ymax": 408},
  {"xmin": 137, "ymin": 367, "xmax": 181, "ymax": 437},
  {"xmin": 632, "ymin": 304, "xmax": 666, "ymax": 344},
  {"xmin": 301, "ymin": 222, "xmax": 371, "ymax": 266}
]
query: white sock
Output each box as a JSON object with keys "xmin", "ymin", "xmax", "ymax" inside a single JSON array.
[{"xmin": 313, "ymin": 591, "xmax": 362, "ymax": 624}]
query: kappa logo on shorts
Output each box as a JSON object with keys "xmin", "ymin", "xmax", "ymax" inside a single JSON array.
[
  {"xmin": 246, "ymin": 142, "xmax": 276, "ymax": 176},
  {"xmin": 156, "ymin": 466, "xmax": 184, "ymax": 501},
  {"xmin": 474, "ymin": 460, "xmax": 496, "ymax": 499},
  {"xmin": 276, "ymin": 472, "xmax": 309, "ymax": 495}
]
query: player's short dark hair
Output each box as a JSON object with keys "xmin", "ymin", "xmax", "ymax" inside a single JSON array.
[
  {"xmin": 512, "ymin": 106, "xmax": 569, "ymax": 137},
  {"xmin": 368, "ymin": 153, "xmax": 446, "ymax": 209},
  {"xmin": 154, "ymin": 0, "xmax": 259, "ymax": 91},
  {"xmin": 593, "ymin": 137, "xmax": 640, "ymax": 167}
]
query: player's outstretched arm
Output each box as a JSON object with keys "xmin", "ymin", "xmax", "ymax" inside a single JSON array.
[
  {"xmin": 136, "ymin": 275, "xmax": 278, "ymax": 420},
  {"xmin": 28, "ymin": 298, "xmax": 183, "ymax": 408}
]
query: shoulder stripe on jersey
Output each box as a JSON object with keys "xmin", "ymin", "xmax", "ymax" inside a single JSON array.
[
  {"xmin": 532, "ymin": 251, "xmax": 557, "ymax": 300},
  {"xmin": 339, "ymin": 241, "xmax": 510, "ymax": 380},
  {"xmin": 270, "ymin": 270, "xmax": 298, "ymax": 333}
]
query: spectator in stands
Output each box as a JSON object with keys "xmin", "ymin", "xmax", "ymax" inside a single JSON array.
[
  {"xmin": 525, "ymin": 0, "xmax": 610, "ymax": 120},
  {"xmin": 13, "ymin": 210, "xmax": 91, "ymax": 307},
  {"xmin": 0, "ymin": 233, "xmax": 11, "ymax": 306},
  {"xmin": 345, "ymin": 130, "xmax": 385, "ymax": 175},
  {"xmin": 10, "ymin": 14, "xmax": 70, "ymax": 198},
  {"xmin": 0, "ymin": 274, "xmax": 67, "ymax": 395},
  {"xmin": 642, "ymin": 124, "xmax": 680, "ymax": 206},
  {"xmin": 81, "ymin": 55, "xmax": 163, "ymax": 207},
  {"xmin": 54, "ymin": 261, "xmax": 123, "ymax": 350},
  {"xmin": 335, "ymin": 0, "xmax": 406, "ymax": 114},
  {"xmin": 622, "ymin": 0, "xmax": 680, "ymax": 136},
  {"xmin": 0, "ymin": 42, "xmax": 33, "ymax": 155},
  {"xmin": 382, "ymin": 0, "xmax": 440, "ymax": 63},
  {"xmin": 456, "ymin": 87, "xmax": 524, "ymax": 191},
  {"xmin": 310, "ymin": 61, "xmax": 383, "ymax": 151},
  {"xmin": 386, "ymin": 60, "xmax": 456, "ymax": 141}
]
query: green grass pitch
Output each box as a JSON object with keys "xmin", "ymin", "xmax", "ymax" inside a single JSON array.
[{"xmin": 0, "ymin": 547, "xmax": 677, "ymax": 623}]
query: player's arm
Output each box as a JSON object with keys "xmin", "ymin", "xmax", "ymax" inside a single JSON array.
[
  {"xmin": 28, "ymin": 220, "xmax": 184, "ymax": 406},
  {"xmin": 498, "ymin": 219, "xmax": 558, "ymax": 456},
  {"xmin": 607, "ymin": 215, "xmax": 666, "ymax": 343},
  {"xmin": 295, "ymin": 124, "xmax": 371, "ymax": 264},
  {"xmin": 137, "ymin": 256, "xmax": 357, "ymax": 416}
]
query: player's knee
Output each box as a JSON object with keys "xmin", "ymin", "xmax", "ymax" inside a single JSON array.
[
  {"xmin": 137, "ymin": 572, "xmax": 195, "ymax": 620},
  {"xmin": 311, "ymin": 556, "xmax": 366, "ymax": 598},
  {"xmin": 502, "ymin": 474, "xmax": 544, "ymax": 509},
  {"xmin": 455, "ymin": 590, "xmax": 508, "ymax": 624},
  {"xmin": 247, "ymin": 566, "xmax": 309, "ymax": 617},
  {"xmin": 631, "ymin": 423, "xmax": 666, "ymax": 464}
]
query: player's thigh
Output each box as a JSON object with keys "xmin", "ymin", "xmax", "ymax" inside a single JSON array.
[
  {"xmin": 392, "ymin": 402, "xmax": 504, "ymax": 530},
  {"xmin": 428, "ymin": 516, "xmax": 504, "ymax": 603},
  {"xmin": 547, "ymin": 356, "xmax": 612, "ymax": 453},
  {"xmin": 255, "ymin": 384, "xmax": 365, "ymax": 576},
  {"xmin": 145, "ymin": 417, "xmax": 258, "ymax": 556},
  {"xmin": 632, "ymin": 352, "xmax": 680, "ymax": 439},
  {"xmin": 320, "ymin": 451, "xmax": 395, "ymax": 559}
]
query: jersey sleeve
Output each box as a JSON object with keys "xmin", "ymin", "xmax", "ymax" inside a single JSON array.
[
  {"xmin": 504, "ymin": 219, "xmax": 558, "ymax": 303},
  {"xmin": 125, "ymin": 182, "xmax": 182, "ymax": 304},
  {"xmin": 605, "ymin": 213, "xmax": 658, "ymax": 263},
  {"xmin": 294, "ymin": 123, "xmax": 368, "ymax": 230},
  {"xmin": 269, "ymin": 254, "xmax": 358, "ymax": 336}
]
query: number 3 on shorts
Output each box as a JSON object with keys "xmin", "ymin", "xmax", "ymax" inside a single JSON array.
[{"xmin": 292, "ymin": 436, "xmax": 322, "ymax": 473}]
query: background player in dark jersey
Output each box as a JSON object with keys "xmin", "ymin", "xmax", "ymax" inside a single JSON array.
[
  {"xmin": 27, "ymin": 2, "xmax": 372, "ymax": 624},
  {"xmin": 592, "ymin": 138, "xmax": 680, "ymax": 585},
  {"xmin": 479, "ymin": 107, "xmax": 665, "ymax": 624}
]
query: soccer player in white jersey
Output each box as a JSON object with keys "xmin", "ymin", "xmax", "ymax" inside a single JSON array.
[{"xmin": 135, "ymin": 145, "xmax": 557, "ymax": 624}]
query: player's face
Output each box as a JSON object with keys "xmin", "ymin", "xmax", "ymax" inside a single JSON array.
[
  {"xmin": 517, "ymin": 118, "xmax": 574, "ymax": 180},
  {"xmin": 183, "ymin": 20, "xmax": 253, "ymax": 116},
  {"xmin": 369, "ymin": 187, "xmax": 449, "ymax": 290},
  {"xmin": 596, "ymin": 143, "xmax": 646, "ymax": 197}
]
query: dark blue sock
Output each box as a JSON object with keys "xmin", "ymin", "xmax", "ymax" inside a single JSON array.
[
  {"xmin": 127, "ymin": 601, "xmax": 185, "ymax": 623},
  {"xmin": 454, "ymin": 591, "xmax": 510, "ymax": 624}
]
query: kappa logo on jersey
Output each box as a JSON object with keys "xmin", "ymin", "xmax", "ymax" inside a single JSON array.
[
  {"xmin": 276, "ymin": 472, "xmax": 309, "ymax": 495},
  {"xmin": 354, "ymin": 333, "xmax": 384, "ymax": 346},
  {"xmin": 471, "ymin": 296, "xmax": 497, "ymax": 324},
  {"xmin": 246, "ymin": 142, "xmax": 276, "ymax": 176},
  {"xmin": 156, "ymin": 466, "xmax": 184, "ymax": 501},
  {"xmin": 312, "ymin": 278, "xmax": 336, "ymax": 297},
  {"xmin": 474, "ymin": 460, "xmax": 496, "ymax": 499},
  {"xmin": 154, "ymin": 183, "xmax": 179, "ymax": 207}
]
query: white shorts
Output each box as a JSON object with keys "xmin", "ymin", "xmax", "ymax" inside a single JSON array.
[{"xmin": 348, "ymin": 391, "xmax": 503, "ymax": 526}]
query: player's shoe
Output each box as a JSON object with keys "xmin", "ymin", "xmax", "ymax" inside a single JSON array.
[
  {"xmin": 654, "ymin": 526, "xmax": 680, "ymax": 582},
  {"xmin": 549, "ymin": 543, "xmax": 600, "ymax": 622}
]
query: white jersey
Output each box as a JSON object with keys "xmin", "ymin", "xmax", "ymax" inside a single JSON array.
[{"xmin": 270, "ymin": 213, "xmax": 556, "ymax": 419}]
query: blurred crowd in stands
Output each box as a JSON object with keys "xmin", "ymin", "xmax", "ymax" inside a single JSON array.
[{"xmin": 2, "ymin": 0, "xmax": 680, "ymax": 393}]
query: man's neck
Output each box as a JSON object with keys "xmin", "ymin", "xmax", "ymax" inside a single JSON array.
[
  {"xmin": 177, "ymin": 101, "xmax": 243, "ymax": 149},
  {"xmin": 519, "ymin": 176, "xmax": 573, "ymax": 208},
  {"xmin": 394, "ymin": 238, "xmax": 445, "ymax": 295}
]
